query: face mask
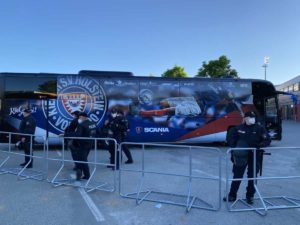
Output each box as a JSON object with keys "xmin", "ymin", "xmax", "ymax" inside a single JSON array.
[
  {"xmin": 112, "ymin": 113, "xmax": 117, "ymax": 118},
  {"xmin": 245, "ymin": 117, "xmax": 255, "ymax": 125},
  {"xmin": 78, "ymin": 119, "xmax": 83, "ymax": 124}
]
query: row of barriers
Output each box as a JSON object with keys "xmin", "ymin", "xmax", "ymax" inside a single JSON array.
[
  {"xmin": 0, "ymin": 131, "xmax": 118, "ymax": 192},
  {"xmin": 0, "ymin": 131, "xmax": 300, "ymax": 215}
]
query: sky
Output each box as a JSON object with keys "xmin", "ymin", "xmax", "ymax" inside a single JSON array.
[{"xmin": 0, "ymin": 0, "xmax": 300, "ymax": 85}]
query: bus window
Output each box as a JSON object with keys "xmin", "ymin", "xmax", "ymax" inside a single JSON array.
[{"xmin": 5, "ymin": 76, "xmax": 57, "ymax": 98}]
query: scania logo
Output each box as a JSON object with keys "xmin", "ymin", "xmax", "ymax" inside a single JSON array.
[
  {"xmin": 42, "ymin": 76, "xmax": 107, "ymax": 133},
  {"xmin": 144, "ymin": 127, "xmax": 170, "ymax": 133}
]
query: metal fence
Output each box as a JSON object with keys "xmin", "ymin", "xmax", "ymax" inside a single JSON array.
[
  {"xmin": 225, "ymin": 147, "xmax": 300, "ymax": 216},
  {"xmin": 2, "ymin": 130, "xmax": 299, "ymax": 216},
  {"xmin": 0, "ymin": 131, "xmax": 46, "ymax": 181},
  {"xmin": 0, "ymin": 131, "xmax": 118, "ymax": 193},
  {"xmin": 47, "ymin": 136, "xmax": 118, "ymax": 193},
  {"xmin": 119, "ymin": 142, "xmax": 222, "ymax": 212}
]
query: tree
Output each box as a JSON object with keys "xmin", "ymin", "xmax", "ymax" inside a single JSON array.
[
  {"xmin": 161, "ymin": 65, "xmax": 188, "ymax": 78},
  {"xmin": 196, "ymin": 55, "xmax": 238, "ymax": 78}
]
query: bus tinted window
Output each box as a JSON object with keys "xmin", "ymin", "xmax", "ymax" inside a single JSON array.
[{"xmin": 5, "ymin": 76, "xmax": 57, "ymax": 96}]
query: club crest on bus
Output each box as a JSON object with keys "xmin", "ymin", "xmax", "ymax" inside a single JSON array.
[
  {"xmin": 42, "ymin": 76, "xmax": 107, "ymax": 133},
  {"xmin": 61, "ymin": 93, "xmax": 87, "ymax": 113}
]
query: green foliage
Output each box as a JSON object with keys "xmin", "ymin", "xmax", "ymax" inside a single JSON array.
[
  {"xmin": 161, "ymin": 65, "xmax": 188, "ymax": 78},
  {"xmin": 196, "ymin": 55, "xmax": 238, "ymax": 78}
]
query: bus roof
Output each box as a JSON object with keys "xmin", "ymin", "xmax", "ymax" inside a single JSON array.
[{"xmin": 0, "ymin": 70, "xmax": 276, "ymax": 96}]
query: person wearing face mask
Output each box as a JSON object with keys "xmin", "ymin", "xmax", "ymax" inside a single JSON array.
[
  {"xmin": 223, "ymin": 111, "xmax": 271, "ymax": 204},
  {"xmin": 65, "ymin": 112, "xmax": 96, "ymax": 180},
  {"xmin": 64, "ymin": 111, "xmax": 80, "ymax": 170},
  {"xmin": 104, "ymin": 108, "xmax": 133, "ymax": 170},
  {"xmin": 19, "ymin": 109, "xmax": 36, "ymax": 168}
]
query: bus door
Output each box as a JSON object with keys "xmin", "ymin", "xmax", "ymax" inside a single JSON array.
[{"xmin": 265, "ymin": 96, "xmax": 282, "ymax": 140}]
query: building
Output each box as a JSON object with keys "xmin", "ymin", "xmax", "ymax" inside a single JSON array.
[{"xmin": 276, "ymin": 75, "xmax": 300, "ymax": 121}]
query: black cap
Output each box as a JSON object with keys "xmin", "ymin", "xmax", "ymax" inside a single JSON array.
[
  {"xmin": 23, "ymin": 109, "xmax": 31, "ymax": 113},
  {"xmin": 244, "ymin": 111, "xmax": 256, "ymax": 118},
  {"xmin": 71, "ymin": 111, "xmax": 80, "ymax": 116},
  {"xmin": 78, "ymin": 112, "xmax": 88, "ymax": 117}
]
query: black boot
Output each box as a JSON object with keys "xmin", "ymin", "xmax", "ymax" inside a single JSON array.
[{"xmin": 223, "ymin": 195, "xmax": 236, "ymax": 202}]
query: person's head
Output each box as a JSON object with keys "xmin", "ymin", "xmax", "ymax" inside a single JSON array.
[
  {"xmin": 117, "ymin": 109, "xmax": 124, "ymax": 116},
  {"xmin": 71, "ymin": 111, "xmax": 80, "ymax": 119},
  {"xmin": 111, "ymin": 108, "xmax": 118, "ymax": 118},
  {"xmin": 22, "ymin": 109, "xmax": 31, "ymax": 117},
  {"xmin": 78, "ymin": 112, "xmax": 88, "ymax": 123},
  {"xmin": 244, "ymin": 111, "xmax": 256, "ymax": 126}
]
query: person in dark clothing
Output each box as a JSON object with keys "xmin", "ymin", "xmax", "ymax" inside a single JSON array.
[
  {"xmin": 64, "ymin": 111, "xmax": 80, "ymax": 170},
  {"xmin": 224, "ymin": 111, "xmax": 271, "ymax": 204},
  {"xmin": 19, "ymin": 109, "xmax": 36, "ymax": 168},
  {"xmin": 104, "ymin": 109, "xmax": 133, "ymax": 170},
  {"xmin": 65, "ymin": 112, "xmax": 97, "ymax": 180},
  {"xmin": 65, "ymin": 111, "xmax": 80, "ymax": 134}
]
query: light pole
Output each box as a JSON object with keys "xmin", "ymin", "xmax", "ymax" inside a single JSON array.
[{"xmin": 262, "ymin": 56, "xmax": 269, "ymax": 80}]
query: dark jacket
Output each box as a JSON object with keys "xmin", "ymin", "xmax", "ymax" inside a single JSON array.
[
  {"xmin": 65, "ymin": 118, "xmax": 79, "ymax": 134},
  {"xmin": 105, "ymin": 115, "xmax": 128, "ymax": 141},
  {"xmin": 227, "ymin": 123, "xmax": 271, "ymax": 148},
  {"xmin": 19, "ymin": 115, "xmax": 36, "ymax": 141},
  {"xmin": 66, "ymin": 119, "xmax": 97, "ymax": 148},
  {"xmin": 227, "ymin": 123, "xmax": 271, "ymax": 167}
]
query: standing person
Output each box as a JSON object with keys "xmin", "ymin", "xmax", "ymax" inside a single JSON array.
[
  {"xmin": 64, "ymin": 111, "xmax": 79, "ymax": 170},
  {"xmin": 104, "ymin": 109, "xmax": 133, "ymax": 170},
  {"xmin": 116, "ymin": 109, "xmax": 133, "ymax": 164},
  {"xmin": 65, "ymin": 112, "xmax": 96, "ymax": 180},
  {"xmin": 19, "ymin": 109, "xmax": 36, "ymax": 168},
  {"xmin": 224, "ymin": 111, "xmax": 271, "ymax": 204}
]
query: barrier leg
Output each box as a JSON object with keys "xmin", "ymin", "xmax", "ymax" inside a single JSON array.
[{"xmin": 0, "ymin": 156, "xmax": 10, "ymax": 174}]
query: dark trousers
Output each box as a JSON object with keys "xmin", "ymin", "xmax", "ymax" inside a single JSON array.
[
  {"xmin": 73, "ymin": 146, "xmax": 90, "ymax": 178},
  {"xmin": 23, "ymin": 141, "xmax": 33, "ymax": 165},
  {"xmin": 69, "ymin": 141, "xmax": 79, "ymax": 168},
  {"xmin": 115, "ymin": 134, "xmax": 133, "ymax": 162},
  {"xmin": 108, "ymin": 142, "xmax": 119, "ymax": 169},
  {"xmin": 229, "ymin": 155, "xmax": 259, "ymax": 198},
  {"xmin": 122, "ymin": 144, "xmax": 133, "ymax": 162}
]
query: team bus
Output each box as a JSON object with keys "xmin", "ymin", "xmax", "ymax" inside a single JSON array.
[{"xmin": 0, "ymin": 70, "xmax": 282, "ymax": 144}]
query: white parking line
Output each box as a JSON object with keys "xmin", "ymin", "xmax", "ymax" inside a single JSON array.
[
  {"xmin": 56, "ymin": 150, "xmax": 62, "ymax": 157},
  {"xmin": 55, "ymin": 150, "xmax": 104, "ymax": 222},
  {"xmin": 78, "ymin": 188, "xmax": 105, "ymax": 222}
]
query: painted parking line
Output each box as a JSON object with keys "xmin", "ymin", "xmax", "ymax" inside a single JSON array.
[
  {"xmin": 78, "ymin": 188, "xmax": 105, "ymax": 222},
  {"xmin": 55, "ymin": 150, "xmax": 105, "ymax": 222}
]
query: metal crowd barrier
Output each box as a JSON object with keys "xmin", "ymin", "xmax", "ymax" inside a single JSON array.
[
  {"xmin": 48, "ymin": 136, "xmax": 118, "ymax": 193},
  {"xmin": 119, "ymin": 142, "xmax": 222, "ymax": 212},
  {"xmin": 0, "ymin": 131, "xmax": 46, "ymax": 181},
  {"xmin": 225, "ymin": 147, "xmax": 300, "ymax": 216}
]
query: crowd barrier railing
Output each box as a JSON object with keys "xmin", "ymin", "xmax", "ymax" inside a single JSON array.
[
  {"xmin": 119, "ymin": 142, "xmax": 222, "ymax": 212},
  {"xmin": 47, "ymin": 136, "xmax": 118, "ymax": 193},
  {"xmin": 0, "ymin": 131, "xmax": 46, "ymax": 181},
  {"xmin": 225, "ymin": 147, "xmax": 300, "ymax": 216}
]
